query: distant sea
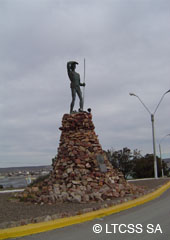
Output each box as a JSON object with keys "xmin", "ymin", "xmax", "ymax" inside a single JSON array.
[
  {"xmin": 0, "ymin": 176, "xmax": 29, "ymax": 188},
  {"xmin": 0, "ymin": 165, "xmax": 52, "ymax": 189}
]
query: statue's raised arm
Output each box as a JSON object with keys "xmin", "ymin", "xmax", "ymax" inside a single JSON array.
[{"xmin": 67, "ymin": 61, "xmax": 78, "ymax": 72}]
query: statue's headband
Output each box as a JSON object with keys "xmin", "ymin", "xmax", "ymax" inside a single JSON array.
[{"xmin": 72, "ymin": 61, "xmax": 78, "ymax": 65}]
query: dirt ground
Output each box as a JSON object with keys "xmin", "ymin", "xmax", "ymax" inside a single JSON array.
[{"xmin": 0, "ymin": 178, "xmax": 169, "ymax": 229}]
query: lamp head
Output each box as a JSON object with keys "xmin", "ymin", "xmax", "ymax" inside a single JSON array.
[
  {"xmin": 129, "ymin": 93, "xmax": 136, "ymax": 97},
  {"xmin": 165, "ymin": 89, "xmax": 170, "ymax": 94}
]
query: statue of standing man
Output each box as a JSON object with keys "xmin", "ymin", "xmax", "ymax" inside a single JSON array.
[{"xmin": 67, "ymin": 61, "xmax": 85, "ymax": 114}]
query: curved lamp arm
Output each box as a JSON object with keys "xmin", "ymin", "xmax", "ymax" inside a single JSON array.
[
  {"xmin": 154, "ymin": 89, "xmax": 170, "ymax": 115},
  {"xmin": 129, "ymin": 93, "xmax": 151, "ymax": 115}
]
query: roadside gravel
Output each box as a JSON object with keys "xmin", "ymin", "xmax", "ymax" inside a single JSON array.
[{"xmin": 0, "ymin": 178, "xmax": 169, "ymax": 229}]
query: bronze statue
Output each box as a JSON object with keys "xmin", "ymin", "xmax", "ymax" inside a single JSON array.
[{"xmin": 67, "ymin": 61, "xmax": 85, "ymax": 113}]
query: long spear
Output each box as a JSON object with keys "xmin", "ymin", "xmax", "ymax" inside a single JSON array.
[{"xmin": 83, "ymin": 58, "xmax": 86, "ymax": 110}]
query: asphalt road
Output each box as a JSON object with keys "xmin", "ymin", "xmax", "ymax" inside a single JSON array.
[{"xmin": 11, "ymin": 188, "xmax": 170, "ymax": 240}]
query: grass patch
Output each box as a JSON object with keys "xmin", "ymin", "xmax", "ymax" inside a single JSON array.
[{"xmin": 28, "ymin": 174, "xmax": 50, "ymax": 187}]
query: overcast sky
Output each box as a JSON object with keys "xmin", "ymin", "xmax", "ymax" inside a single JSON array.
[{"xmin": 0, "ymin": 0, "xmax": 170, "ymax": 167}]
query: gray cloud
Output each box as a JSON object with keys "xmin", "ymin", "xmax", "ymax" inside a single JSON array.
[{"xmin": 0, "ymin": 0, "xmax": 170, "ymax": 167}]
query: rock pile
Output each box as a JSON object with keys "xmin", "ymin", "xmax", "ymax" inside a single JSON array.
[{"xmin": 18, "ymin": 112, "xmax": 144, "ymax": 204}]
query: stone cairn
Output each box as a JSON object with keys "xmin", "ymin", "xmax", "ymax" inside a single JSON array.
[{"xmin": 19, "ymin": 112, "xmax": 143, "ymax": 204}]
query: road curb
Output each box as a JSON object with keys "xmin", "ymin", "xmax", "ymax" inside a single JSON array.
[{"xmin": 1, "ymin": 181, "xmax": 170, "ymax": 240}]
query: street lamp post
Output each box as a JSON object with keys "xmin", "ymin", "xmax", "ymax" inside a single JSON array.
[
  {"xmin": 159, "ymin": 134, "xmax": 170, "ymax": 177},
  {"xmin": 129, "ymin": 90, "xmax": 170, "ymax": 179},
  {"xmin": 151, "ymin": 114, "xmax": 157, "ymax": 178},
  {"xmin": 159, "ymin": 142, "xmax": 163, "ymax": 177}
]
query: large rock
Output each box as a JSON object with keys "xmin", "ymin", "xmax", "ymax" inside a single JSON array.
[{"xmin": 18, "ymin": 112, "xmax": 144, "ymax": 204}]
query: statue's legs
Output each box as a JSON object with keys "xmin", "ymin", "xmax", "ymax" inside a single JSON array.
[
  {"xmin": 76, "ymin": 87, "xmax": 83, "ymax": 111},
  {"xmin": 70, "ymin": 88, "xmax": 76, "ymax": 113},
  {"xmin": 70, "ymin": 87, "xmax": 83, "ymax": 113}
]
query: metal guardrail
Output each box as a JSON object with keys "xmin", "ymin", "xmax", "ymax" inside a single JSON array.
[{"xmin": 0, "ymin": 189, "xmax": 24, "ymax": 194}]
